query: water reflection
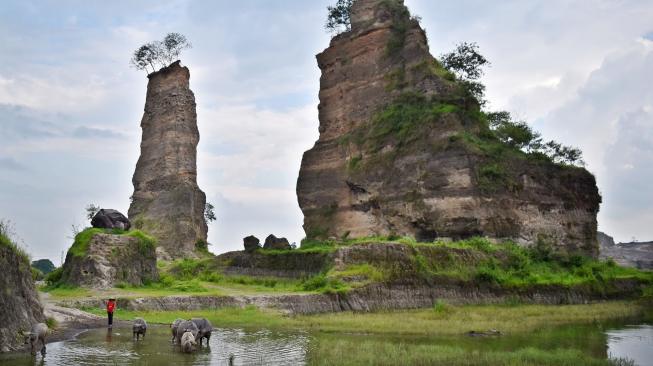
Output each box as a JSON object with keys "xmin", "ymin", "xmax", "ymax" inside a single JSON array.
[
  {"xmin": 0, "ymin": 321, "xmax": 650, "ymax": 365},
  {"xmin": 607, "ymin": 325, "xmax": 653, "ymax": 366}
]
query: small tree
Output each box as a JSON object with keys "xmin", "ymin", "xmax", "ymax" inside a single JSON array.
[
  {"xmin": 130, "ymin": 33, "xmax": 191, "ymax": 74},
  {"xmin": 162, "ymin": 33, "xmax": 192, "ymax": 64},
  {"xmin": 204, "ymin": 202, "xmax": 216, "ymax": 223},
  {"xmin": 326, "ymin": 0, "xmax": 354, "ymax": 34},
  {"xmin": 85, "ymin": 204, "xmax": 100, "ymax": 220},
  {"xmin": 440, "ymin": 42, "xmax": 490, "ymax": 103}
]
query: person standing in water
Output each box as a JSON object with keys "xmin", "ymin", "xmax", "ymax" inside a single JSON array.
[{"xmin": 106, "ymin": 298, "xmax": 116, "ymax": 328}]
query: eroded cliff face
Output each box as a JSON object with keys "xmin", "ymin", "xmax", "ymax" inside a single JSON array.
[
  {"xmin": 129, "ymin": 61, "xmax": 208, "ymax": 259},
  {"xmin": 297, "ymin": 0, "xmax": 601, "ymax": 256},
  {"xmin": 0, "ymin": 241, "xmax": 44, "ymax": 352}
]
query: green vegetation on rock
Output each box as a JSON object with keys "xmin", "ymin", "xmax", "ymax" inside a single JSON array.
[{"xmin": 67, "ymin": 227, "xmax": 156, "ymax": 258}]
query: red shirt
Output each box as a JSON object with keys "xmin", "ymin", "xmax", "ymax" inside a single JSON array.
[{"xmin": 107, "ymin": 300, "xmax": 116, "ymax": 313}]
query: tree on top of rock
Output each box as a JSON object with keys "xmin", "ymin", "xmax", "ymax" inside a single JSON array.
[
  {"xmin": 130, "ymin": 33, "xmax": 192, "ymax": 74},
  {"xmin": 326, "ymin": 0, "xmax": 353, "ymax": 34}
]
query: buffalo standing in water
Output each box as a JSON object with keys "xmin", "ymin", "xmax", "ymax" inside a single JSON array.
[
  {"xmin": 173, "ymin": 320, "xmax": 199, "ymax": 346},
  {"xmin": 191, "ymin": 318, "xmax": 213, "ymax": 346},
  {"xmin": 180, "ymin": 331, "xmax": 197, "ymax": 353},
  {"xmin": 170, "ymin": 318, "xmax": 184, "ymax": 343},
  {"xmin": 133, "ymin": 318, "xmax": 147, "ymax": 340},
  {"xmin": 23, "ymin": 323, "xmax": 48, "ymax": 356}
]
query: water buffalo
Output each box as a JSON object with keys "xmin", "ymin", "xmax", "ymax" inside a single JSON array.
[
  {"xmin": 190, "ymin": 318, "xmax": 213, "ymax": 346},
  {"xmin": 133, "ymin": 318, "xmax": 147, "ymax": 340},
  {"xmin": 173, "ymin": 320, "xmax": 198, "ymax": 345},
  {"xmin": 180, "ymin": 331, "xmax": 196, "ymax": 353},
  {"xmin": 23, "ymin": 323, "xmax": 48, "ymax": 356},
  {"xmin": 170, "ymin": 318, "xmax": 184, "ymax": 343}
]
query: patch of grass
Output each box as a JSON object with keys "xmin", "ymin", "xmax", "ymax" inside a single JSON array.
[
  {"xmin": 40, "ymin": 285, "xmax": 91, "ymax": 299},
  {"xmin": 300, "ymin": 274, "xmax": 349, "ymax": 294},
  {"xmin": 80, "ymin": 301, "xmax": 647, "ymax": 337},
  {"xmin": 0, "ymin": 230, "xmax": 30, "ymax": 265},
  {"xmin": 45, "ymin": 317, "xmax": 58, "ymax": 329},
  {"xmin": 328, "ymin": 264, "xmax": 386, "ymax": 285},
  {"xmin": 308, "ymin": 337, "xmax": 620, "ymax": 366},
  {"xmin": 67, "ymin": 228, "xmax": 156, "ymax": 258}
]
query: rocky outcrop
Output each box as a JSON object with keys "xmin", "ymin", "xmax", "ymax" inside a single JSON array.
[
  {"xmin": 243, "ymin": 235, "xmax": 261, "ymax": 253},
  {"xmin": 217, "ymin": 249, "xmax": 330, "ymax": 278},
  {"xmin": 297, "ymin": 0, "xmax": 601, "ymax": 256},
  {"xmin": 263, "ymin": 234, "xmax": 292, "ymax": 250},
  {"xmin": 59, "ymin": 232, "xmax": 158, "ymax": 289},
  {"xmin": 91, "ymin": 209, "xmax": 131, "ymax": 230},
  {"xmin": 129, "ymin": 61, "xmax": 208, "ymax": 259},
  {"xmin": 599, "ymin": 231, "xmax": 653, "ymax": 269},
  {"xmin": 0, "ymin": 237, "xmax": 45, "ymax": 352}
]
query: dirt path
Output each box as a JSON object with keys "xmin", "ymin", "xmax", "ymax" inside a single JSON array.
[{"xmin": 40, "ymin": 292, "xmax": 130, "ymax": 344}]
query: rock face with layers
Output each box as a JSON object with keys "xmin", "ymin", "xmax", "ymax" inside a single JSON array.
[
  {"xmin": 599, "ymin": 232, "xmax": 653, "ymax": 269},
  {"xmin": 297, "ymin": 0, "xmax": 601, "ymax": 256},
  {"xmin": 0, "ymin": 239, "xmax": 45, "ymax": 352},
  {"xmin": 129, "ymin": 61, "xmax": 208, "ymax": 259},
  {"xmin": 59, "ymin": 232, "xmax": 158, "ymax": 289}
]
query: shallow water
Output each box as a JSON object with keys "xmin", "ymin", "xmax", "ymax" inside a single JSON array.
[{"xmin": 1, "ymin": 320, "xmax": 651, "ymax": 365}]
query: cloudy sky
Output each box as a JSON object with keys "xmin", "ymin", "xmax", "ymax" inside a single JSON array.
[{"xmin": 1, "ymin": 0, "xmax": 651, "ymax": 264}]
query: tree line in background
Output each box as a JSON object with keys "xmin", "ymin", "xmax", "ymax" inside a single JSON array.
[
  {"xmin": 326, "ymin": 1, "xmax": 583, "ymax": 166},
  {"xmin": 130, "ymin": 33, "xmax": 192, "ymax": 74}
]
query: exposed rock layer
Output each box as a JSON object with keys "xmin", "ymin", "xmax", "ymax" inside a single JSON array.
[
  {"xmin": 297, "ymin": 0, "xmax": 600, "ymax": 256},
  {"xmin": 599, "ymin": 231, "xmax": 653, "ymax": 269},
  {"xmin": 129, "ymin": 61, "xmax": 207, "ymax": 259},
  {"xmin": 0, "ymin": 242, "xmax": 44, "ymax": 352},
  {"xmin": 60, "ymin": 233, "xmax": 158, "ymax": 289}
]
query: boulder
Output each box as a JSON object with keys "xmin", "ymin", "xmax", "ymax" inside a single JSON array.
[
  {"xmin": 243, "ymin": 235, "xmax": 261, "ymax": 252},
  {"xmin": 91, "ymin": 209, "xmax": 131, "ymax": 230},
  {"xmin": 263, "ymin": 234, "xmax": 291, "ymax": 250}
]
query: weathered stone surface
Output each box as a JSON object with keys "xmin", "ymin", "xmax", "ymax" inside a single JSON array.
[
  {"xmin": 263, "ymin": 234, "xmax": 291, "ymax": 250},
  {"xmin": 129, "ymin": 61, "xmax": 208, "ymax": 259},
  {"xmin": 599, "ymin": 231, "xmax": 653, "ymax": 269},
  {"xmin": 243, "ymin": 235, "xmax": 261, "ymax": 253},
  {"xmin": 91, "ymin": 209, "xmax": 131, "ymax": 230},
  {"xmin": 0, "ymin": 241, "xmax": 45, "ymax": 352},
  {"xmin": 297, "ymin": 0, "xmax": 601, "ymax": 256},
  {"xmin": 60, "ymin": 233, "xmax": 158, "ymax": 289}
]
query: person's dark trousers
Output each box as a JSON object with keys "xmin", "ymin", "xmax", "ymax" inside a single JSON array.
[{"xmin": 108, "ymin": 312, "xmax": 113, "ymax": 327}]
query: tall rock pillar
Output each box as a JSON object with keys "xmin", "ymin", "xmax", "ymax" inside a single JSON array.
[
  {"xmin": 129, "ymin": 61, "xmax": 208, "ymax": 259},
  {"xmin": 297, "ymin": 0, "xmax": 601, "ymax": 256}
]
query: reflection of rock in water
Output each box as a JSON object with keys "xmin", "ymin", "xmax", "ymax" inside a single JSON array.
[{"xmin": 599, "ymin": 231, "xmax": 653, "ymax": 269}]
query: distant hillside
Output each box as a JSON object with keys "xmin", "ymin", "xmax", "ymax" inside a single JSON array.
[
  {"xmin": 32, "ymin": 258, "xmax": 56, "ymax": 274},
  {"xmin": 598, "ymin": 231, "xmax": 653, "ymax": 269}
]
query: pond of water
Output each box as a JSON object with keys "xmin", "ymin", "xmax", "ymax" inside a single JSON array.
[{"xmin": 1, "ymin": 320, "xmax": 651, "ymax": 365}]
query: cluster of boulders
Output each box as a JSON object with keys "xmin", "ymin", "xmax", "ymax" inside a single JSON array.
[{"xmin": 243, "ymin": 234, "xmax": 292, "ymax": 252}]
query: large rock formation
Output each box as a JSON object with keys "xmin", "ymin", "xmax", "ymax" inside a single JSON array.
[
  {"xmin": 129, "ymin": 61, "xmax": 208, "ymax": 259},
  {"xmin": 297, "ymin": 0, "xmax": 601, "ymax": 256},
  {"xmin": 0, "ymin": 236, "xmax": 45, "ymax": 352},
  {"xmin": 59, "ymin": 230, "xmax": 158, "ymax": 289},
  {"xmin": 599, "ymin": 231, "xmax": 653, "ymax": 269}
]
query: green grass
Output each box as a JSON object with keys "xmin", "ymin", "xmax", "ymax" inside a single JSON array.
[
  {"xmin": 294, "ymin": 236, "xmax": 653, "ymax": 294},
  {"xmin": 67, "ymin": 227, "xmax": 156, "ymax": 258},
  {"xmin": 79, "ymin": 301, "xmax": 647, "ymax": 337},
  {"xmin": 308, "ymin": 338, "xmax": 625, "ymax": 366},
  {"xmin": 0, "ymin": 231, "xmax": 30, "ymax": 264}
]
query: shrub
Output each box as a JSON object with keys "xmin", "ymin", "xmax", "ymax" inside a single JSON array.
[{"xmin": 45, "ymin": 267, "xmax": 64, "ymax": 287}]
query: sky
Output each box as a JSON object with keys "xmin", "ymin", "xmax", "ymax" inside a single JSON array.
[{"xmin": 1, "ymin": 0, "xmax": 652, "ymax": 264}]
